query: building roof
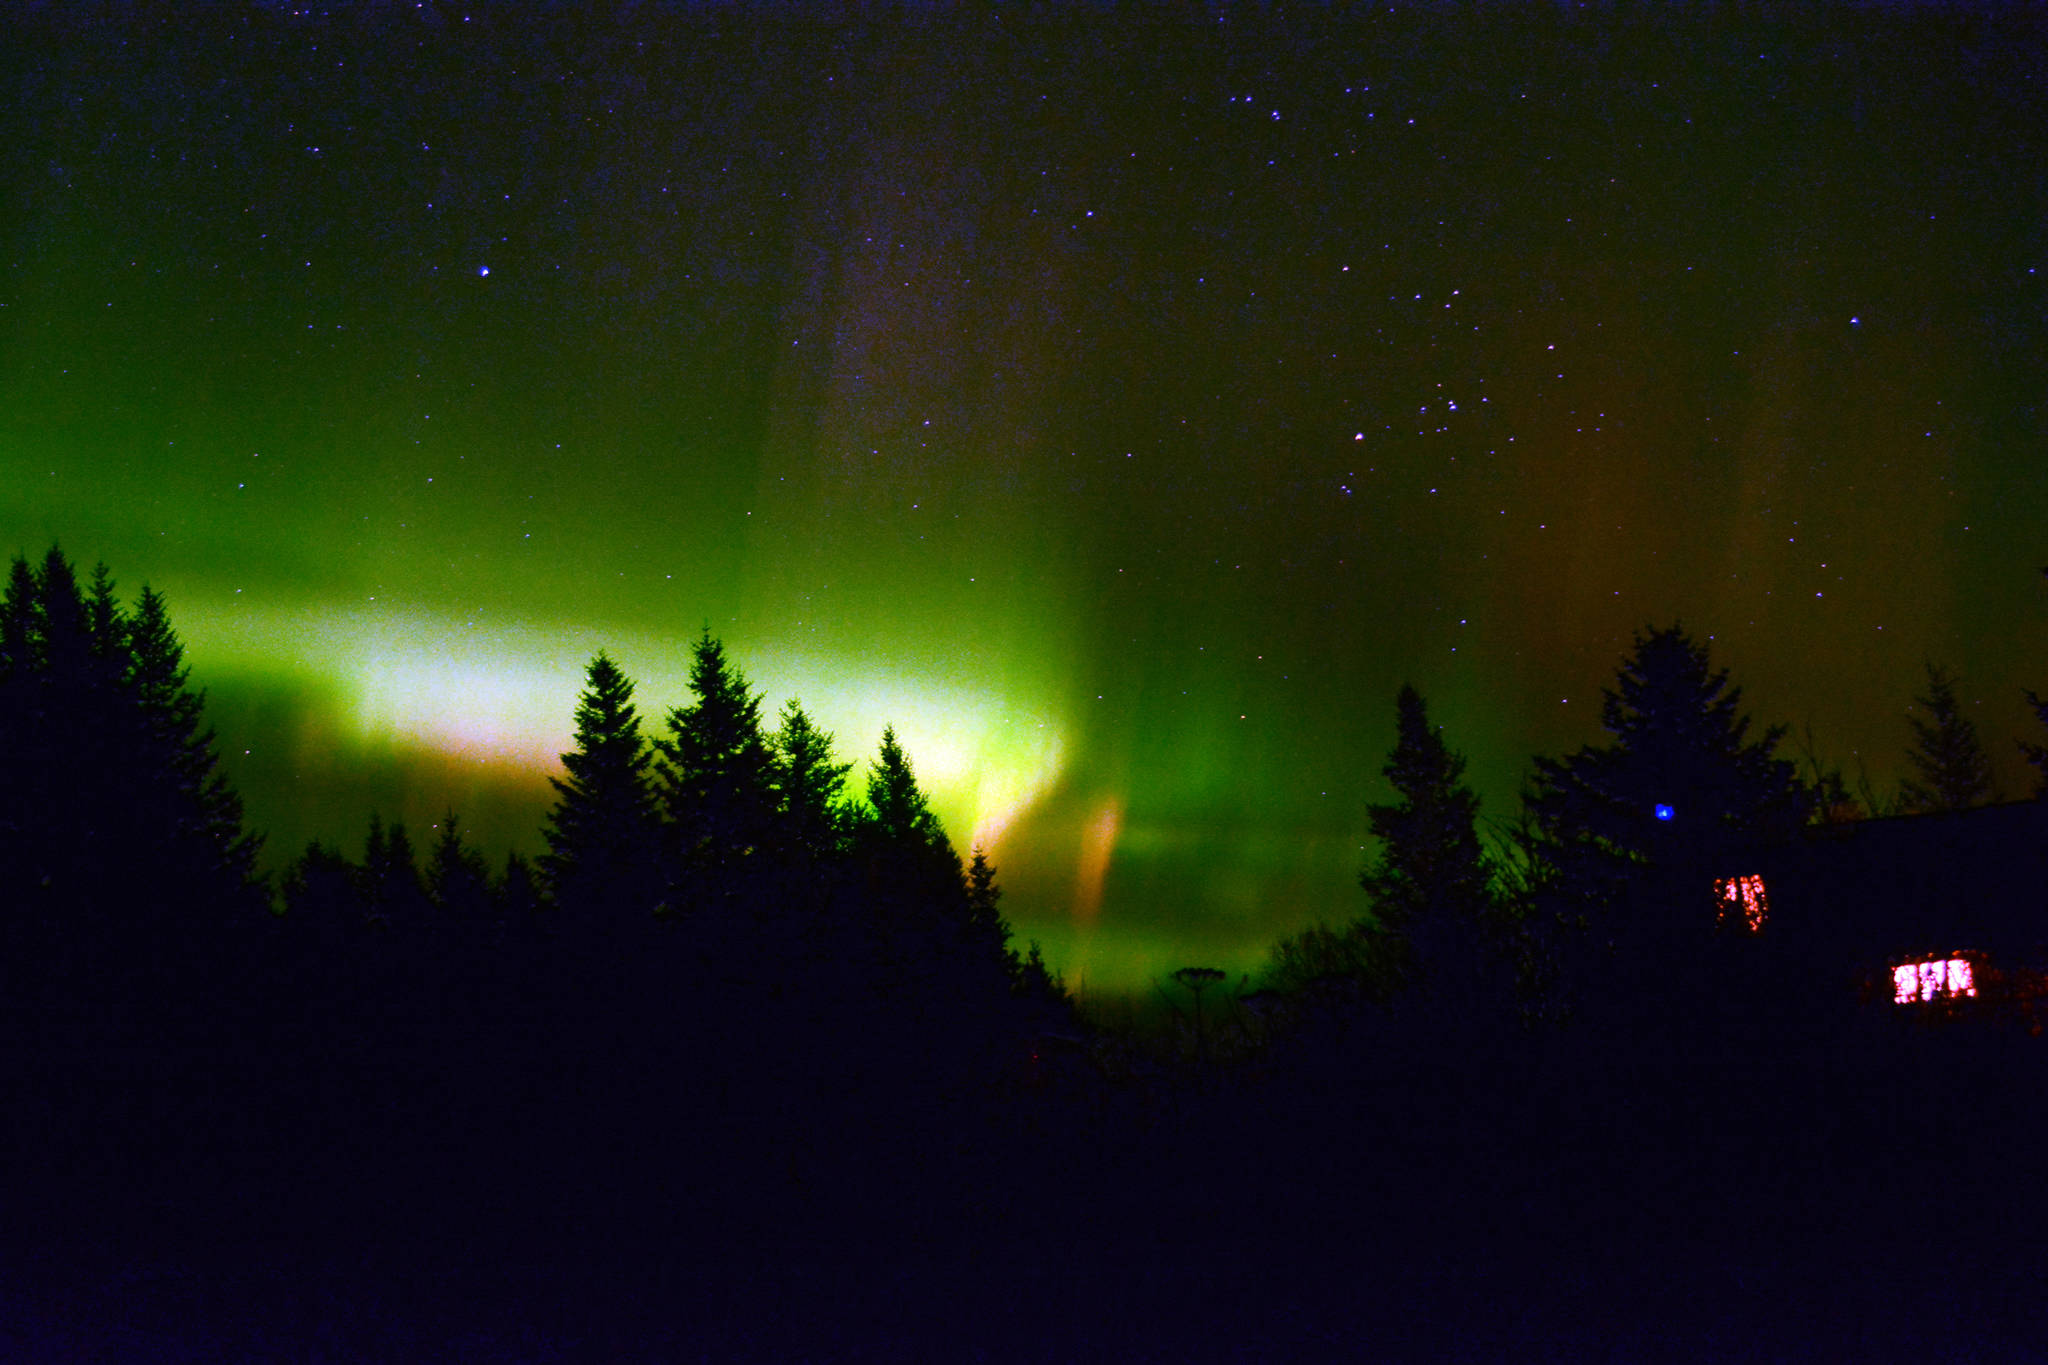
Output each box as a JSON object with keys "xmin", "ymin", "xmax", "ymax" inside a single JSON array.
[{"xmin": 1757, "ymin": 799, "xmax": 2048, "ymax": 961}]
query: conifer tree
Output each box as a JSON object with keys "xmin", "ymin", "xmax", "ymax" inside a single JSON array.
[
  {"xmin": 362, "ymin": 813, "xmax": 428, "ymax": 927},
  {"xmin": 0, "ymin": 554, "xmax": 34, "ymax": 678},
  {"xmin": 282, "ymin": 839, "xmax": 363, "ymax": 921},
  {"xmin": 962, "ymin": 845, "xmax": 1029, "ymax": 988},
  {"xmin": 85, "ymin": 563, "xmax": 125, "ymax": 670},
  {"xmin": 124, "ymin": 584, "xmax": 262, "ymax": 896},
  {"xmin": 965, "ymin": 847, "xmax": 1008, "ymax": 948},
  {"xmin": 497, "ymin": 850, "xmax": 543, "ymax": 917},
  {"xmin": 2023, "ymin": 688, "xmax": 2048, "ymax": 799},
  {"xmin": 862, "ymin": 725, "xmax": 951, "ymax": 855},
  {"xmin": 771, "ymin": 698, "xmax": 853, "ymax": 870},
  {"xmin": 0, "ymin": 548, "xmax": 265, "ymax": 1038},
  {"xmin": 24, "ymin": 548, "xmax": 108, "ymax": 896},
  {"xmin": 654, "ymin": 631, "xmax": 778, "ymax": 916},
  {"xmin": 1901, "ymin": 663, "xmax": 1995, "ymax": 813},
  {"xmin": 0, "ymin": 553, "xmax": 258, "ymax": 910},
  {"xmin": 0, "ymin": 556, "xmax": 41, "ymax": 890},
  {"xmin": 851, "ymin": 731, "xmax": 1025, "ymax": 1086},
  {"xmin": 856, "ymin": 725, "xmax": 966, "ymax": 915},
  {"xmin": 965, "ymin": 847, "xmax": 1067, "ymax": 1010},
  {"xmin": 33, "ymin": 546, "xmax": 94, "ymax": 692},
  {"xmin": 1359, "ymin": 685, "xmax": 1496, "ymax": 1005},
  {"xmin": 426, "ymin": 809, "xmax": 492, "ymax": 920},
  {"xmin": 1013, "ymin": 940, "xmax": 1070, "ymax": 1008},
  {"xmin": 540, "ymin": 652, "xmax": 663, "ymax": 915},
  {"xmin": 1523, "ymin": 625, "xmax": 1806, "ymax": 993}
]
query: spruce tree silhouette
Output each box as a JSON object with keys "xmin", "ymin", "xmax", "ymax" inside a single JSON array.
[
  {"xmin": 0, "ymin": 556, "xmax": 43, "ymax": 903},
  {"xmin": 496, "ymin": 850, "xmax": 543, "ymax": 917},
  {"xmin": 0, "ymin": 548, "xmax": 264, "ymax": 1041},
  {"xmin": 964, "ymin": 848, "xmax": 1013, "ymax": 967},
  {"xmin": 861, "ymin": 726, "xmax": 949, "ymax": 855},
  {"xmin": 857, "ymin": 725, "xmax": 966, "ymax": 917},
  {"xmin": 540, "ymin": 652, "xmax": 663, "ymax": 917},
  {"xmin": 20, "ymin": 548, "xmax": 115, "ymax": 905},
  {"xmin": 852, "ymin": 728, "xmax": 1025, "ymax": 1098},
  {"xmin": 763, "ymin": 697, "xmax": 858, "ymax": 1009},
  {"xmin": 277, "ymin": 833, "xmax": 352, "ymax": 921},
  {"xmin": 1900, "ymin": 663, "xmax": 1995, "ymax": 812},
  {"xmin": 654, "ymin": 631, "xmax": 778, "ymax": 927},
  {"xmin": 1359, "ymin": 685, "xmax": 1501, "ymax": 1026},
  {"xmin": 362, "ymin": 812, "xmax": 429, "ymax": 929},
  {"xmin": 770, "ymin": 698, "xmax": 854, "ymax": 873},
  {"xmin": 2024, "ymin": 690, "xmax": 2048, "ymax": 799},
  {"xmin": 427, "ymin": 809, "xmax": 493, "ymax": 923},
  {"xmin": 1523, "ymin": 625, "xmax": 1807, "ymax": 1020},
  {"xmin": 125, "ymin": 584, "xmax": 262, "ymax": 900}
]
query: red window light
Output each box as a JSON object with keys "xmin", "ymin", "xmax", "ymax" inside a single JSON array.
[{"xmin": 1713, "ymin": 874, "xmax": 1769, "ymax": 932}]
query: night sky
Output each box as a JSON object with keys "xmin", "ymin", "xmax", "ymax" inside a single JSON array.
[{"xmin": 6, "ymin": 6, "xmax": 2044, "ymax": 991}]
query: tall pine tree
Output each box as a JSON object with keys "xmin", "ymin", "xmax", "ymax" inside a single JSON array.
[
  {"xmin": 0, "ymin": 549, "xmax": 263, "ymax": 1040},
  {"xmin": 540, "ymin": 652, "xmax": 663, "ymax": 915},
  {"xmin": 426, "ymin": 809, "xmax": 493, "ymax": 922},
  {"xmin": 2023, "ymin": 687, "xmax": 2048, "ymax": 799},
  {"xmin": 362, "ymin": 812, "xmax": 428, "ymax": 928},
  {"xmin": 855, "ymin": 724, "xmax": 965, "ymax": 917},
  {"xmin": 1523, "ymin": 625, "xmax": 1807, "ymax": 1011},
  {"xmin": 125, "ymin": 583, "xmax": 262, "ymax": 899},
  {"xmin": 1900, "ymin": 663, "xmax": 1995, "ymax": 813},
  {"xmin": 653, "ymin": 631, "xmax": 778, "ymax": 918},
  {"xmin": 0, "ymin": 549, "xmax": 258, "ymax": 912},
  {"xmin": 770, "ymin": 698, "xmax": 853, "ymax": 872},
  {"xmin": 1359, "ymin": 686, "xmax": 1497, "ymax": 1011}
]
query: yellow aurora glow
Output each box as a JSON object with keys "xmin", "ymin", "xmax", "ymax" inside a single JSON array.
[{"xmin": 172, "ymin": 593, "xmax": 1073, "ymax": 862}]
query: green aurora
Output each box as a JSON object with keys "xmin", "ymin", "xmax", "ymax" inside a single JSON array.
[{"xmin": 5, "ymin": 9, "xmax": 2045, "ymax": 991}]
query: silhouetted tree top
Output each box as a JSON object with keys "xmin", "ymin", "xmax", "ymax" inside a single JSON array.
[
  {"xmin": 864, "ymin": 725, "xmax": 947, "ymax": 853},
  {"xmin": 497, "ymin": 849, "xmax": 542, "ymax": 917},
  {"xmin": 427, "ymin": 809, "xmax": 492, "ymax": 920},
  {"xmin": 33, "ymin": 545, "xmax": 93, "ymax": 684},
  {"xmin": 1901, "ymin": 663, "xmax": 1995, "ymax": 813},
  {"xmin": 655, "ymin": 631, "xmax": 778, "ymax": 904},
  {"xmin": 965, "ymin": 847, "xmax": 1005, "ymax": 943},
  {"xmin": 0, "ymin": 546, "xmax": 260, "ymax": 912},
  {"xmin": 1364, "ymin": 688, "xmax": 1490, "ymax": 941},
  {"xmin": 127, "ymin": 583, "xmax": 260, "ymax": 883},
  {"xmin": 363, "ymin": 811, "xmax": 427, "ymax": 927},
  {"xmin": 541, "ymin": 651, "xmax": 661, "ymax": 914},
  {"xmin": 1, "ymin": 554, "xmax": 35, "ymax": 676},
  {"xmin": 1527, "ymin": 624, "xmax": 1807, "ymax": 873},
  {"xmin": 772, "ymin": 698, "xmax": 853, "ymax": 867},
  {"xmin": 2024, "ymin": 689, "xmax": 2048, "ymax": 800},
  {"xmin": 282, "ymin": 839, "xmax": 360, "ymax": 922}
]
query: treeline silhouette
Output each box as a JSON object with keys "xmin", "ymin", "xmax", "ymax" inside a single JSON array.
[
  {"xmin": 3, "ymin": 546, "xmax": 1077, "ymax": 1244},
  {"xmin": 7, "ymin": 543, "xmax": 2048, "ymax": 1336}
]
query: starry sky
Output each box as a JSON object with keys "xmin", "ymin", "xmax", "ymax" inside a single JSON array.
[{"xmin": 5, "ymin": 6, "xmax": 2045, "ymax": 992}]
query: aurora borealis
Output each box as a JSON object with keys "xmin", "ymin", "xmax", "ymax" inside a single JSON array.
[{"xmin": 4, "ymin": 7, "xmax": 2044, "ymax": 991}]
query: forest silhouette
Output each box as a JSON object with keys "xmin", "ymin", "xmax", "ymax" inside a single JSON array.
[{"xmin": 6, "ymin": 544, "xmax": 2048, "ymax": 1352}]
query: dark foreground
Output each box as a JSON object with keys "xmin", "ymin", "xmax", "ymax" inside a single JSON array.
[{"xmin": 7, "ymin": 1009, "xmax": 2047, "ymax": 1362}]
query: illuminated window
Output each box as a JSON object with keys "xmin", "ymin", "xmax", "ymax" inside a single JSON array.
[
  {"xmin": 1713, "ymin": 874, "xmax": 1769, "ymax": 932},
  {"xmin": 1892, "ymin": 957, "xmax": 1977, "ymax": 1005}
]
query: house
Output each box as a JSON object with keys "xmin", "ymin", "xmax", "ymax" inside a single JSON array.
[{"xmin": 1725, "ymin": 799, "xmax": 2048, "ymax": 1027}]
